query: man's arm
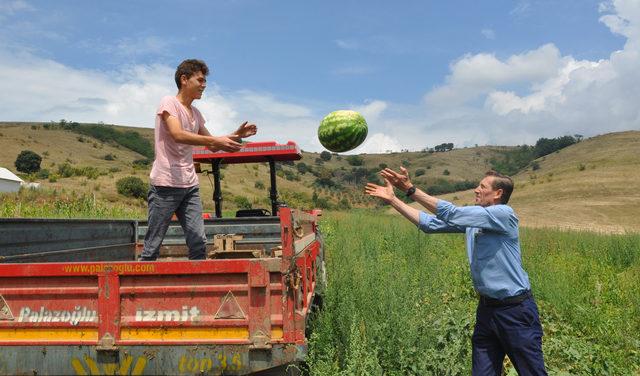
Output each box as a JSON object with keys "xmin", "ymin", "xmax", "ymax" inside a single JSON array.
[
  {"xmin": 364, "ymin": 179, "xmax": 464, "ymax": 233},
  {"xmin": 164, "ymin": 112, "xmax": 242, "ymax": 152},
  {"xmin": 379, "ymin": 167, "xmax": 513, "ymax": 233},
  {"xmin": 199, "ymin": 121, "xmax": 257, "ymax": 142}
]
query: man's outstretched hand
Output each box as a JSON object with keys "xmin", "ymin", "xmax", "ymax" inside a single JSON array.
[
  {"xmin": 380, "ymin": 167, "xmax": 413, "ymax": 191},
  {"xmin": 233, "ymin": 121, "xmax": 257, "ymax": 139},
  {"xmin": 365, "ymin": 179, "xmax": 396, "ymax": 203}
]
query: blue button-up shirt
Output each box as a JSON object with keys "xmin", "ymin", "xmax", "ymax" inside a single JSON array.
[{"xmin": 418, "ymin": 200, "xmax": 530, "ymax": 299}]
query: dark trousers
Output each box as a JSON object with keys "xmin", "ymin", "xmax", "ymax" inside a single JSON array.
[
  {"xmin": 140, "ymin": 185, "xmax": 207, "ymax": 260},
  {"xmin": 472, "ymin": 296, "xmax": 547, "ymax": 376}
]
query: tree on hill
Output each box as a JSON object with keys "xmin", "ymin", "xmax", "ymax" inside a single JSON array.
[
  {"xmin": 296, "ymin": 162, "xmax": 309, "ymax": 175},
  {"xmin": 534, "ymin": 136, "xmax": 577, "ymax": 158},
  {"xmin": 346, "ymin": 155, "xmax": 364, "ymax": 166},
  {"xmin": 434, "ymin": 143, "xmax": 454, "ymax": 152},
  {"xmin": 320, "ymin": 151, "xmax": 332, "ymax": 161},
  {"xmin": 15, "ymin": 150, "xmax": 42, "ymax": 173}
]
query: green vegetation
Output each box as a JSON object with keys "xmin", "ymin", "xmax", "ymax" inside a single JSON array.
[
  {"xmin": 44, "ymin": 120, "xmax": 153, "ymax": 159},
  {"xmin": 425, "ymin": 179, "xmax": 477, "ymax": 195},
  {"xmin": 0, "ymin": 189, "xmax": 145, "ymax": 218},
  {"xmin": 320, "ymin": 151, "xmax": 332, "ymax": 161},
  {"xmin": 233, "ymin": 195, "xmax": 252, "ymax": 209},
  {"xmin": 346, "ymin": 155, "xmax": 364, "ymax": 166},
  {"xmin": 307, "ymin": 212, "xmax": 639, "ymax": 375},
  {"xmin": 115, "ymin": 176, "xmax": 147, "ymax": 199},
  {"xmin": 490, "ymin": 135, "xmax": 580, "ymax": 175},
  {"xmin": 57, "ymin": 163, "xmax": 103, "ymax": 180},
  {"xmin": 15, "ymin": 150, "xmax": 42, "ymax": 173},
  {"xmin": 434, "ymin": 142, "xmax": 454, "ymax": 152}
]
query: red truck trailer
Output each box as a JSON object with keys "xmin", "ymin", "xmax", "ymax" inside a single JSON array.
[{"xmin": 0, "ymin": 141, "xmax": 325, "ymax": 375}]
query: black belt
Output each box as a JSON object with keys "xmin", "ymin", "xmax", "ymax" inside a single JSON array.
[{"xmin": 479, "ymin": 290, "xmax": 532, "ymax": 307}]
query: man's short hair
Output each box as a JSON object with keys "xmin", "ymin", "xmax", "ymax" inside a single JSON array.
[
  {"xmin": 485, "ymin": 170, "xmax": 514, "ymax": 204},
  {"xmin": 175, "ymin": 59, "xmax": 209, "ymax": 89}
]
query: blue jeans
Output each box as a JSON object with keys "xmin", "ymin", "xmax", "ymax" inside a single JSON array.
[
  {"xmin": 140, "ymin": 185, "xmax": 206, "ymax": 260},
  {"xmin": 472, "ymin": 296, "xmax": 547, "ymax": 375}
]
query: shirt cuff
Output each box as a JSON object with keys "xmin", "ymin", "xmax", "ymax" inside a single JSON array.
[{"xmin": 417, "ymin": 211, "xmax": 433, "ymax": 232}]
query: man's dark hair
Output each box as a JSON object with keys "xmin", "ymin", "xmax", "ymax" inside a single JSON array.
[
  {"xmin": 485, "ymin": 170, "xmax": 514, "ymax": 204},
  {"xmin": 175, "ymin": 59, "xmax": 209, "ymax": 89}
]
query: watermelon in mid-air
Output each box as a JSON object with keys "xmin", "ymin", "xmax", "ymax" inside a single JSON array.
[{"xmin": 317, "ymin": 110, "xmax": 368, "ymax": 153}]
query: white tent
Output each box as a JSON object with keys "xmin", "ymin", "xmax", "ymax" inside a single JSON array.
[{"xmin": 0, "ymin": 167, "xmax": 23, "ymax": 193}]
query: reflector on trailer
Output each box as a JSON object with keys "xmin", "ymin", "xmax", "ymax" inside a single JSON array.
[
  {"xmin": 0, "ymin": 295, "xmax": 14, "ymax": 321},
  {"xmin": 214, "ymin": 291, "xmax": 246, "ymax": 320}
]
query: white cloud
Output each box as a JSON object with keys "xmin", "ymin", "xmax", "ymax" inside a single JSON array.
[
  {"xmin": 425, "ymin": 44, "xmax": 566, "ymax": 108},
  {"xmin": 0, "ymin": 48, "xmax": 323, "ymax": 149},
  {"xmin": 510, "ymin": 1, "xmax": 531, "ymax": 17},
  {"xmin": 331, "ymin": 65, "xmax": 375, "ymax": 76},
  {"xmin": 335, "ymin": 39, "xmax": 358, "ymax": 50},
  {"xmin": 78, "ymin": 35, "xmax": 173, "ymax": 59},
  {"xmin": 356, "ymin": 133, "xmax": 402, "ymax": 154},
  {"xmin": 0, "ymin": 0, "xmax": 33, "ymax": 16},
  {"xmin": 353, "ymin": 100, "xmax": 387, "ymax": 121},
  {"xmin": 236, "ymin": 90, "xmax": 313, "ymax": 118},
  {"xmin": 2, "ymin": 0, "xmax": 640, "ymax": 155},
  {"xmin": 481, "ymin": 28, "xmax": 495, "ymax": 40},
  {"xmin": 416, "ymin": 0, "xmax": 640, "ymax": 146}
]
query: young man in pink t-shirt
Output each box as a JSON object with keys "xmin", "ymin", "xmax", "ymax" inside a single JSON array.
[{"xmin": 140, "ymin": 59, "xmax": 257, "ymax": 260}]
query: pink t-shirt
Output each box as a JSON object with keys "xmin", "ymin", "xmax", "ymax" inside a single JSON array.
[{"xmin": 149, "ymin": 96, "xmax": 205, "ymax": 187}]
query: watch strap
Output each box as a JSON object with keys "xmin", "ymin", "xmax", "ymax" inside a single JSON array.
[{"xmin": 405, "ymin": 186, "xmax": 416, "ymax": 198}]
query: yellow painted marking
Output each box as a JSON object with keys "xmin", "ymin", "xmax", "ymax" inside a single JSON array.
[
  {"xmin": 120, "ymin": 327, "xmax": 249, "ymax": 341},
  {"xmin": 118, "ymin": 355, "xmax": 134, "ymax": 375},
  {"xmin": 101, "ymin": 362, "xmax": 117, "ymax": 375},
  {"xmin": 70, "ymin": 354, "xmax": 145, "ymax": 376},
  {"xmin": 218, "ymin": 353, "xmax": 227, "ymax": 370},
  {"xmin": 132, "ymin": 356, "xmax": 148, "ymax": 375},
  {"xmin": 271, "ymin": 327, "xmax": 283, "ymax": 339},
  {"xmin": 232, "ymin": 353, "xmax": 242, "ymax": 370},
  {"xmin": 0, "ymin": 328, "xmax": 98, "ymax": 341},
  {"xmin": 70, "ymin": 358, "xmax": 88, "ymax": 375},
  {"xmin": 83, "ymin": 355, "xmax": 100, "ymax": 375}
]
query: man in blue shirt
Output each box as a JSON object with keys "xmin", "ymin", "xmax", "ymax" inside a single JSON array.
[{"xmin": 365, "ymin": 167, "xmax": 547, "ymax": 376}]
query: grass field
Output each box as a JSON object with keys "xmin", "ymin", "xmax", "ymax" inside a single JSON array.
[{"xmin": 307, "ymin": 211, "xmax": 640, "ymax": 375}]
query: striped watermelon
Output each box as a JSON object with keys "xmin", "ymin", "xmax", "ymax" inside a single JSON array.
[{"xmin": 318, "ymin": 110, "xmax": 368, "ymax": 152}]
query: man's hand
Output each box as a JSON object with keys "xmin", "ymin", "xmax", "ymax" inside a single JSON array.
[
  {"xmin": 232, "ymin": 121, "xmax": 257, "ymax": 140},
  {"xmin": 207, "ymin": 136, "xmax": 242, "ymax": 153},
  {"xmin": 380, "ymin": 167, "xmax": 413, "ymax": 191},
  {"xmin": 365, "ymin": 179, "xmax": 396, "ymax": 203}
]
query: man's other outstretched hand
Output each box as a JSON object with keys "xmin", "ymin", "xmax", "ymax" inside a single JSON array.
[
  {"xmin": 233, "ymin": 121, "xmax": 258, "ymax": 140},
  {"xmin": 365, "ymin": 179, "xmax": 396, "ymax": 203},
  {"xmin": 380, "ymin": 167, "xmax": 413, "ymax": 191}
]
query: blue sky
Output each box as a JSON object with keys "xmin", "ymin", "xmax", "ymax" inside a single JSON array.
[{"xmin": 0, "ymin": 0, "xmax": 637, "ymax": 153}]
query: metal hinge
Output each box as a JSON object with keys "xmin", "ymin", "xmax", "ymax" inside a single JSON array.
[{"xmin": 96, "ymin": 333, "xmax": 119, "ymax": 352}]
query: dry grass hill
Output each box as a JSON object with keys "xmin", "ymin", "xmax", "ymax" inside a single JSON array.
[
  {"xmin": 432, "ymin": 131, "xmax": 640, "ymax": 233},
  {"xmin": 1, "ymin": 122, "xmax": 638, "ymax": 233}
]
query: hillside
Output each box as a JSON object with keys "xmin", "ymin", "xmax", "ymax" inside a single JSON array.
[
  {"xmin": 1, "ymin": 122, "xmax": 638, "ymax": 232},
  {"xmin": 427, "ymin": 131, "xmax": 640, "ymax": 233},
  {"xmin": 0, "ymin": 121, "xmax": 504, "ymax": 212}
]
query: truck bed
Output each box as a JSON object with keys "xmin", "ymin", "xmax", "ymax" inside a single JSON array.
[{"xmin": 0, "ymin": 208, "xmax": 324, "ymax": 375}]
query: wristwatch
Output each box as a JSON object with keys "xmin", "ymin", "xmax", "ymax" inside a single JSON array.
[{"xmin": 405, "ymin": 186, "xmax": 416, "ymax": 198}]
